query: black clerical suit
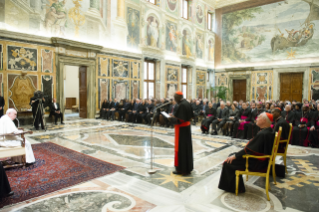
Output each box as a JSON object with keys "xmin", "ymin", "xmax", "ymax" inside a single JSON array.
[
  {"xmin": 167, "ymin": 104, "xmax": 178, "ymax": 127},
  {"xmin": 0, "ymin": 96, "xmax": 5, "ymax": 117},
  {"xmin": 274, "ymin": 116, "xmax": 290, "ymax": 152},
  {"xmin": 245, "ymin": 108, "xmax": 264, "ymax": 139},
  {"xmin": 201, "ymin": 107, "xmax": 216, "ymax": 133},
  {"xmin": 129, "ymin": 102, "xmax": 140, "ymax": 123},
  {"xmin": 117, "ymin": 102, "xmax": 125, "ymax": 121},
  {"xmin": 218, "ymin": 127, "xmax": 275, "ymax": 193},
  {"xmin": 0, "ymin": 163, "xmax": 12, "ymax": 199},
  {"xmin": 51, "ymin": 102, "xmax": 63, "ymax": 124},
  {"xmin": 281, "ymin": 110, "xmax": 295, "ymax": 126},
  {"xmin": 232, "ymin": 108, "xmax": 251, "ymax": 139},
  {"xmin": 291, "ymin": 110, "xmax": 311, "ymax": 146},
  {"xmin": 137, "ymin": 103, "xmax": 147, "ymax": 123},
  {"xmin": 100, "ymin": 101, "xmax": 110, "ymax": 119},
  {"xmin": 107, "ymin": 101, "xmax": 119, "ymax": 120},
  {"xmin": 173, "ymin": 99, "xmax": 194, "ymax": 174},
  {"xmin": 309, "ymin": 110, "xmax": 319, "ymax": 147},
  {"xmin": 192, "ymin": 104, "xmax": 202, "ymax": 124},
  {"xmin": 212, "ymin": 107, "xmax": 229, "ymax": 134},
  {"xmin": 144, "ymin": 103, "xmax": 155, "ymax": 125},
  {"xmin": 30, "ymin": 96, "xmax": 45, "ymax": 130}
]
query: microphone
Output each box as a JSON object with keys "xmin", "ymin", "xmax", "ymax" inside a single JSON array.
[{"xmin": 155, "ymin": 101, "xmax": 172, "ymax": 110}]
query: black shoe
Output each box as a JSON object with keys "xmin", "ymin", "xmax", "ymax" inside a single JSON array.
[
  {"xmin": 6, "ymin": 191, "xmax": 14, "ymax": 197},
  {"xmin": 35, "ymin": 128, "xmax": 39, "ymax": 130},
  {"xmin": 173, "ymin": 171, "xmax": 181, "ymax": 175},
  {"xmin": 61, "ymin": 122, "xmax": 65, "ymax": 125}
]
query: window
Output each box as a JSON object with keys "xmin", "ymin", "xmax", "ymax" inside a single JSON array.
[
  {"xmin": 144, "ymin": 61, "xmax": 156, "ymax": 99},
  {"xmin": 181, "ymin": 66, "xmax": 188, "ymax": 98},
  {"xmin": 146, "ymin": 0, "xmax": 156, "ymax": 5},
  {"xmin": 181, "ymin": 0, "xmax": 189, "ymax": 19},
  {"xmin": 207, "ymin": 12, "xmax": 213, "ymax": 31}
]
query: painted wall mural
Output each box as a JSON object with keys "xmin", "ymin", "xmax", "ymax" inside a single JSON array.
[
  {"xmin": 127, "ymin": 7, "xmax": 140, "ymax": 48},
  {"xmin": 195, "ymin": 33, "xmax": 204, "ymax": 59},
  {"xmin": 146, "ymin": 15, "xmax": 160, "ymax": 48},
  {"xmin": 113, "ymin": 60, "xmax": 129, "ymax": 78},
  {"xmin": 222, "ymin": 0, "xmax": 319, "ymax": 65},
  {"xmin": 208, "ymin": 38, "xmax": 215, "ymax": 62},
  {"xmin": 7, "ymin": 46, "xmax": 37, "ymax": 71},
  {"xmin": 182, "ymin": 28, "xmax": 193, "ymax": 57},
  {"xmin": 166, "ymin": 0, "xmax": 178, "ymax": 11},
  {"xmin": 165, "ymin": 65, "xmax": 179, "ymax": 98},
  {"xmin": 166, "ymin": 21, "xmax": 178, "ymax": 52}
]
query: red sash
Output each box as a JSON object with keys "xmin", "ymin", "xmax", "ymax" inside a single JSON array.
[{"xmin": 174, "ymin": 121, "xmax": 191, "ymax": 167}]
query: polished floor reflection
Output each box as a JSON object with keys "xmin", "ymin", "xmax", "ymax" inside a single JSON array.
[{"xmin": 2, "ymin": 119, "xmax": 319, "ymax": 212}]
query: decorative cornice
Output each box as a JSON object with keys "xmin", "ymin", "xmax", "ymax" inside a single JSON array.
[{"xmin": 51, "ymin": 37, "xmax": 103, "ymax": 52}]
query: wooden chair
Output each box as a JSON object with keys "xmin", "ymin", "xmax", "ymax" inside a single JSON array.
[
  {"xmin": 277, "ymin": 123, "xmax": 293, "ymax": 174},
  {"xmin": 235, "ymin": 127, "xmax": 282, "ymax": 201},
  {"xmin": 0, "ymin": 130, "xmax": 33, "ymax": 169}
]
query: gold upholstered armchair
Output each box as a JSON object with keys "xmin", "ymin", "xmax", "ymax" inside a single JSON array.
[
  {"xmin": 277, "ymin": 123, "xmax": 292, "ymax": 174},
  {"xmin": 235, "ymin": 127, "xmax": 282, "ymax": 201}
]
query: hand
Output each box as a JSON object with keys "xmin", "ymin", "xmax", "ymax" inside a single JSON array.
[
  {"xmin": 239, "ymin": 120, "xmax": 243, "ymax": 123},
  {"xmin": 31, "ymin": 100, "xmax": 35, "ymax": 104},
  {"xmin": 230, "ymin": 117, "xmax": 233, "ymax": 120},
  {"xmin": 225, "ymin": 155, "xmax": 236, "ymax": 164},
  {"xmin": 218, "ymin": 118, "xmax": 222, "ymax": 122},
  {"xmin": 42, "ymin": 98, "xmax": 45, "ymax": 101},
  {"xmin": 169, "ymin": 113, "xmax": 173, "ymax": 116},
  {"xmin": 310, "ymin": 126, "xmax": 315, "ymax": 131},
  {"xmin": 103, "ymin": 109, "xmax": 106, "ymax": 111},
  {"xmin": 299, "ymin": 124, "xmax": 304, "ymax": 128},
  {"xmin": 0, "ymin": 107, "xmax": 2, "ymax": 110}
]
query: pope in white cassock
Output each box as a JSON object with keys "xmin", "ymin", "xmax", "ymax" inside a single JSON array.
[{"xmin": 0, "ymin": 109, "xmax": 35, "ymax": 164}]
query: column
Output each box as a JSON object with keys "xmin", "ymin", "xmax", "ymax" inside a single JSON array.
[
  {"xmin": 112, "ymin": 0, "xmax": 127, "ymax": 48},
  {"xmin": 88, "ymin": 0, "xmax": 101, "ymax": 16}
]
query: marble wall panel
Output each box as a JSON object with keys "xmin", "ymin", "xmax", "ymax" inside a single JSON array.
[
  {"xmin": 41, "ymin": 49, "xmax": 53, "ymax": 73},
  {"xmin": 42, "ymin": 75, "xmax": 53, "ymax": 109},
  {"xmin": 112, "ymin": 79, "xmax": 129, "ymax": 100},
  {"xmin": 131, "ymin": 62, "xmax": 140, "ymax": 79},
  {"xmin": 196, "ymin": 70, "xmax": 206, "ymax": 85},
  {"xmin": 250, "ymin": 70, "xmax": 273, "ymax": 101},
  {"xmin": 131, "ymin": 80, "xmax": 140, "ymax": 99},
  {"xmin": 98, "ymin": 57, "xmax": 109, "ymax": 77},
  {"xmin": 7, "ymin": 45, "xmax": 38, "ymax": 71},
  {"xmin": 8, "ymin": 75, "xmax": 37, "ymax": 111},
  {"xmin": 112, "ymin": 60, "xmax": 129, "ymax": 78},
  {"xmin": 98, "ymin": 79, "xmax": 109, "ymax": 108}
]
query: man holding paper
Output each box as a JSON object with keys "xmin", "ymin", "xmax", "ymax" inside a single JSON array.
[{"xmin": 170, "ymin": 91, "xmax": 194, "ymax": 175}]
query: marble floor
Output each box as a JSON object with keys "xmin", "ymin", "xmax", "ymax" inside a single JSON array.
[{"xmin": 1, "ymin": 119, "xmax": 319, "ymax": 212}]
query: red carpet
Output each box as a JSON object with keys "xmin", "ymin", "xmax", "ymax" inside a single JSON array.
[{"xmin": 0, "ymin": 142, "xmax": 124, "ymax": 208}]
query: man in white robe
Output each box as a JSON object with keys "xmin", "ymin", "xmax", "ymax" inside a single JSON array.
[{"xmin": 0, "ymin": 109, "xmax": 35, "ymax": 164}]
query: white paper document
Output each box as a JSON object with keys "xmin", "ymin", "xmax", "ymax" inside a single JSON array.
[{"xmin": 161, "ymin": 111, "xmax": 171, "ymax": 118}]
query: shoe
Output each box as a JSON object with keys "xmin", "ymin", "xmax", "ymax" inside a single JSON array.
[
  {"xmin": 61, "ymin": 122, "xmax": 65, "ymax": 125},
  {"xmin": 173, "ymin": 171, "xmax": 181, "ymax": 175},
  {"xmin": 6, "ymin": 191, "xmax": 14, "ymax": 197},
  {"xmin": 35, "ymin": 128, "xmax": 39, "ymax": 130},
  {"xmin": 55, "ymin": 123, "xmax": 57, "ymax": 125},
  {"xmin": 182, "ymin": 172, "xmax": 191, "ymax": 176}
]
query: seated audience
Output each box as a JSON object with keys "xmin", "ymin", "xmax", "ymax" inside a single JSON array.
[
  {"xmin": 281, "ymin": 104, "xmax": 294, "ymax": 125},
  {"xmin": 192, "ymin": 100, "xmax": 201, "ymax": 125},
  {"xmin": 129, "ymin": 99, "xmax": 140, "ymax": 123},
  {"xmin": 137, "ymin": 99, "xmax": 147, "ymax": 123},
  {"xmin": 291, "ymin": 104, "xmax": 311, "ymax": 146},
  {"xmin": 245, "ymin": 102, "xmax": 264, "ymax": 139},
  {"xmin": 0, "ymin": 109, "xmax": 35, "ymax": 165},
  {"xmin": 51, "ymin": 98, "xmax": 64, "ymax": 125},
  {"xmin": 272, "ymin": 107, "xmax": 291, "ymax": 152},
  {"xmin": 108, "ymin": 98, "xmax": 119, "ymax": 121},
  {"xmin": 211, "ymin": 102, "xmax": 229, "ymax": 135},
  {"xmin": 117, "ymin": 100, "xmax": 125, "ymax": 121},
  {"xmin": 218, "ymin": 113, "xmax": 275, "ymax": 193},
  {"xmin": 232, "ymin": 103, "xmax": 251, "ymax": 139},
  {"xmin": 224, "ymin": 103, "xmax": 239, "ymax": 136},
  {"xmin": 99, "ymin": 99, "xmax": 109, "ymax": 119},
  {"xmin": 309, "ymin": 104, "xmax": 319, "ymax": 148},
  {"xmin": 201, "ymin": 102, "xmax": 216, "ymax": 134}
]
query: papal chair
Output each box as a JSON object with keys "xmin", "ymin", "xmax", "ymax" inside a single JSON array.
[
  {"xmin": 276, "ymin": 123, "xmax": 292, "ymax": 174},
  {"xmin": 235, "ymin": 127, "xmax": 282, "ymax": 201}
]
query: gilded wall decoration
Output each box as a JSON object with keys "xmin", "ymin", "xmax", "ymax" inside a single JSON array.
[
  {"xmin": 68, "ymin": 0, "xmax": 86, "ymax": 38},
  {"xmin": 7, "ymin": 46, "xmax": 37, "ymax": 71},
  {"xmin": 8, "ymin": 75, "xmax": 37, "ymax": 111},
  {"xmin": 98, "ymin": 57, "xmax": 109, "ymax": 77},
  {"xmin": 127, "ymin": 8, "xmax": 140, "ymax": 48},
  {"xmin": 196, "ymin": 71, "xmax": 206, "ymax": 85},
  {"xmin": 310, "ymin": 68, "xmax": 319, "ymax": 100},
  {"xmin": 131, "ymin": 62, "xmax": 140, "ymax": 79},
  {"xmin": 113, "ymin": 60, "xmax": 129, "ymax": 78},
  {"xmin": 98, "ymin": 79, "xmax": 110, "ymax": 108},
  {"xmin": 112, "ymin": 79, "xmax": 130, "ymax": 100},
  {"xmin": 250, "ymin": 70, "xmax": 273, "ymax": 101},
  {"xmin": 166, "ymin": 67, "xmax": 178, "ymax": 82},
  {"xmin": 0, "ymin": 44, "xmax": 3, "ymax": 70},
  {"xmin": 42, "ymin": 49, "xmax": 53, "ymax": 73}
]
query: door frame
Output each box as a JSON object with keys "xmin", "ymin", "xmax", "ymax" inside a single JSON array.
[
  {"xmin": 228, "ymin": 74, "xmax": 251, "ymax": 102},
  {"xmin": 56, "ymin": 55, "xmax": 96, "ymax": 119},
  {"xmin": 273, "ymin": 67, "xmax": 309, "ymax": 101}
]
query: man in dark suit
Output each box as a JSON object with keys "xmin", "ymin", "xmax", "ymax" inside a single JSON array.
[
  {"xmin": 129, "ymin": 99, "xmax": 140, "ymax": 123},
  {"xmin": 192, "ymin": 100, "xmax": 202, "ymax": 125},
  {"xmin": 30, "ymin": 91, "xmax": 45, "ymax": 130},
  {"xmin": 99, "ymin": 99, "xmax": 110, "ymax": 119},
  {"xmin": 211, "ymin": 102, "xmax": 229, "ymax": 135},
  {"xmin": 51, "ymin": 98, "xmax": 64, "ymax": 125},
  {"xmin": 107, "ymin": 98, "xmax": 119, "ymax": 121},
  {"xmin": 0, "ymin": 95, "xmax": 5, "ymax": 117},
  {"xmin": 145, "ymin": 99, "xmax": 156, "ymax": 125}
]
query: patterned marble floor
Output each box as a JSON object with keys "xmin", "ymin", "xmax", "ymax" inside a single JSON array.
[{"xmin": 2, "ymin": 119, "xmax": 319, "ymax": 212}]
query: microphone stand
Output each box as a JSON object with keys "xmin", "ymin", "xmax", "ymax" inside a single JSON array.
[{"xmin": 148, "ymin": 101, "xmax": 172, "ymax": 175}]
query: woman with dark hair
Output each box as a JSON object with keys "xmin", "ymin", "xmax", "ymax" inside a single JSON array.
[
  {"xmin": 224, "ymin": 103, "xmax": 239, "ymax": 136},
  {"xmin": 201, "ymin": 102, "xmax": 216, "ymax": 134}
]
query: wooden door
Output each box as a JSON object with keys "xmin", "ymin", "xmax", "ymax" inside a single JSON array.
[
  {"xmin": 79, "ymin": 67, "xmax": 87, "ymax": 118},
  {"xmin": 233, "ymin": 80, "xmax": 246, "ymax": 101},
  {"xmin": 280, "ymin": 73, "xmax": 303, "ymax": 102}
]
